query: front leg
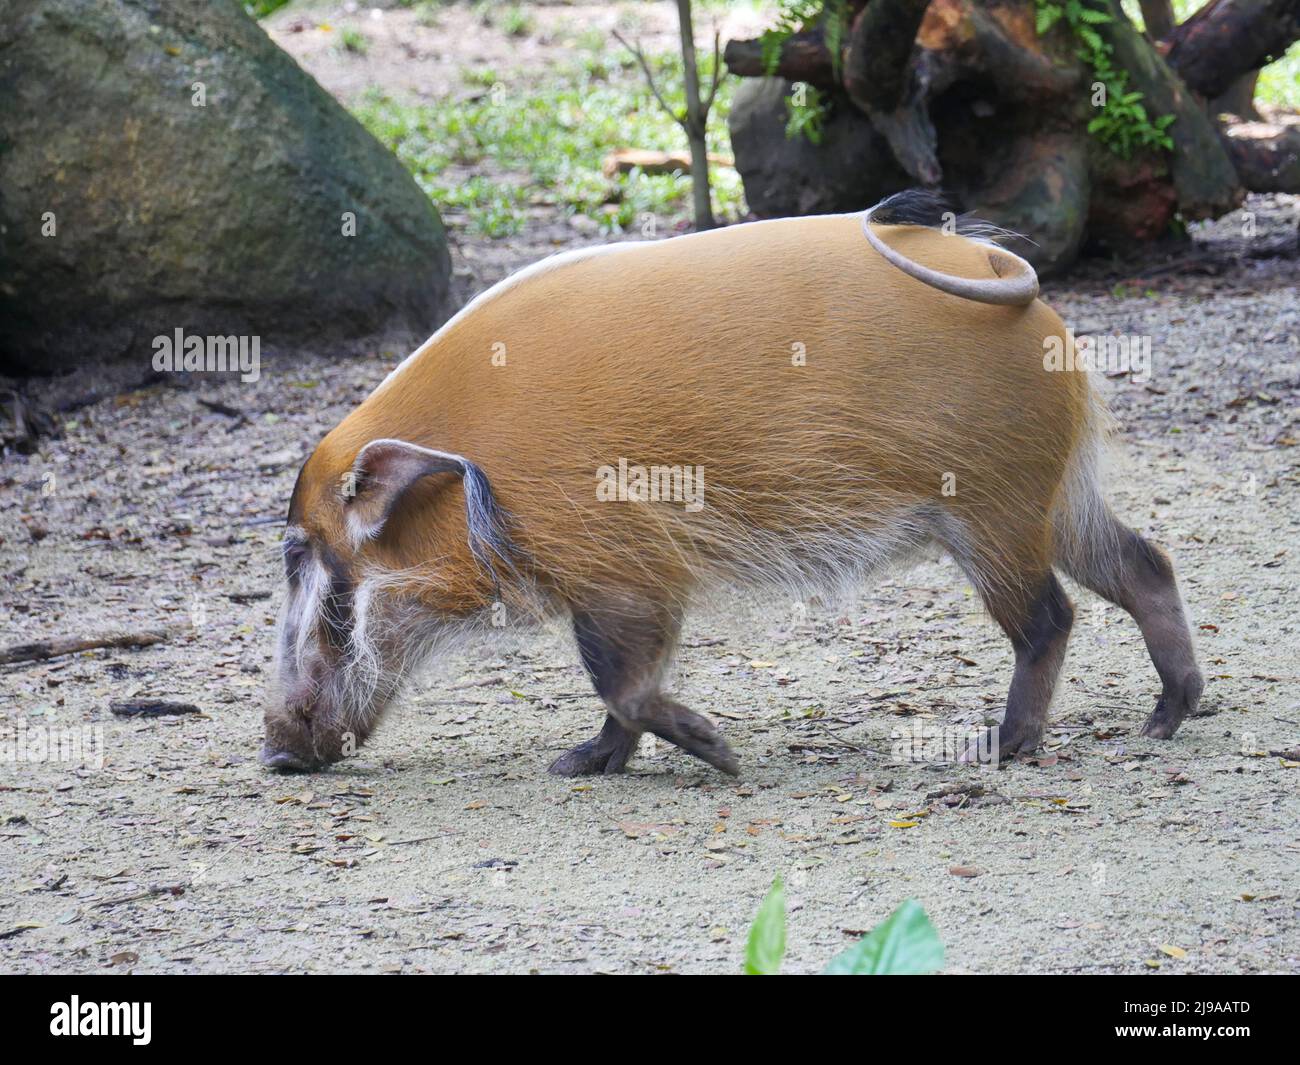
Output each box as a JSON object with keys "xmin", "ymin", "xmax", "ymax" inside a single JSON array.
[
  {"xmin": 552, "ymin": 598, "xmax": 738, "ymax": 777},
  {"xmin": 549, "ymin": 714, "xmax": 641, "ymax": 776},
  {"xmin": 549, "ymin": 604, "xmax": 659, "ymax": 778}
]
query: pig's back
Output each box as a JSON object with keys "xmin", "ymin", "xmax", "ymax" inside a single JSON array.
[
  {"xmin": 428, "ymin": 212, "xmax": 1076, "ymax": 477},
  {"xmin": 340, "ymin": 213, "xmax": 1085, "ymax": 596},
  {"xmin": 426, "ymin": 215, "xmax": 1050, "ymax": 415}
]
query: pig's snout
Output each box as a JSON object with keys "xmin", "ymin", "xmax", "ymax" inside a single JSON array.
[
  {"xmin": 261, "ymin": 691, "xmax": 331, "ymax": 773},
  {"xmin": 259, "ymin": 744, "xmax": 315, "ymax": 772},
  {"xmin": 261, "ymin": 694, "xmax": 357, "ymax": 772},
  {"xmin": 261, "ymin": 662, "xmax": 334, "ymax": 771}
]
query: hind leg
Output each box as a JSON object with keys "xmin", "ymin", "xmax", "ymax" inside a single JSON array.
[
  {"xmin": 976, "ymin": 572, "xmax": 1076, "ymax": 760},
  {"xmin": 549, "ymin": 600, "xmax": 739, "ymax": 777},
  {"xmin": 940, "ymin": 514, "xmax": 1075, "ymax": 762},
  {"xmin": 1059, "ymin": 513, "xmax": 1204, "ymax": 739}
]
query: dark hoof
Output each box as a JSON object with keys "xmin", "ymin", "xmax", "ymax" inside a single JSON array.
[
  {"xmin": 663, "ymin": 714, "xmax": 741, "ymax": 776},
  {"xmin": 689, "ymin": 738, "xmax": 740, "ymax": 777},
  {"xmin": 1141, "ymin": 673, "xmax": 1203, "ymax": 739},
  {"xmin": 548, "ymin": 736, "xmax": 636, "ymax": 777},
  {"xmin": 962, "ymin": 722, "xmax": 1042, "ymax": 765},
  {"xmin": 1141, "ymin": 696, "xmax": 1183, "ymax": 739},
  {"xmin": 711, "ymin": 747, "xmax": 741, "ymax": 777}
]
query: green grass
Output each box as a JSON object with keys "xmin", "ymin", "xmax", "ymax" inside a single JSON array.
[
  {"xmin": 338, "ymin": 27, "xmax": 369, "ymax": 55},
  {"xmin": 351, "ymin": 51, "xmax": 744, "ymax": 238},
  {"xmin": 1256, "ymin": 45, "xmax": 1300, "ymax": 109},
  {"xmin": 498, "ymin": 5, "xmax": 537, "ymax": 39}
]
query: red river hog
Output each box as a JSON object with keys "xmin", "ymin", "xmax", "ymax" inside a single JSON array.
[{"xmin": 262, "ymin": 190, "xmax": 1203, "ymax": 776}]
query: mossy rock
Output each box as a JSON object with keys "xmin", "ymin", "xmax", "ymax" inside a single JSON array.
[{"xmin": 0, "ymin": 0, "xmax": 452, "ymax": 374}]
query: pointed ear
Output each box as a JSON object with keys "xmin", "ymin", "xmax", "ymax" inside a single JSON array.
[{"xmin": 344, "ymin": 438, "xmax": 466, "ymax": 545}]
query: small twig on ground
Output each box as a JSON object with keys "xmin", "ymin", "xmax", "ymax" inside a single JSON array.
[
  {"xmin": 109, "ymin": 699, "xmax": 202, "ymax": 718},
  {"xmin": 0, "ymin": 627, "xmax": 180, "ymax": 666},
  {"xmin": 197, "ymin": 398, "xmax": 244, "ymax": 419},
  {"xmin": 387, "ymin": 833, "xmax": 456, "ymax": 847},
  {"xmin": 92, "ymin": 883, "xmax": 187, "ymax": 908}
]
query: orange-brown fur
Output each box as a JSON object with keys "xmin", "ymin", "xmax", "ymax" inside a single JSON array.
[
  {"xmin": 268, "ymin": 209, "xmax": 1201, "ymax": 775},
  {"xmin": 298, "ymin": 217, "xmax": 1086, "ymax": 620}
]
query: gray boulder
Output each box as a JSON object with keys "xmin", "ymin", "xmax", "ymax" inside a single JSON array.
[{"xmin": 0, "ymin": 0, "xmax": 452, "ymax": 375}]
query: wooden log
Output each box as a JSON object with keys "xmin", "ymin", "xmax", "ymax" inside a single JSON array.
[
  {"xmin": 722, "ymin": 29, "xmax": 837, "ymax": 88},
  {"xmin": 0, "ymin": 628, "xmax": 177, "ymax": 665},
  {"xmin": 1163, "ymin": 0, "xmax": 1300, "ymax": 100},
  {"xmin": 1220, "ymin": 112, "xmax": 1300, "ymax": 191},
  {"xmin": 601, "ymin": 147, "xmax": 733, "ymax": 178}
]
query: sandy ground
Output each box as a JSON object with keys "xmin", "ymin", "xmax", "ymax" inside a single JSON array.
[{"xmin": 1, "ymin": 4, "xmax": 1298, "ymax": 975}]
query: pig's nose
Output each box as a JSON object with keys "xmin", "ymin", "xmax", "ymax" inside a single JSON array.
[{"xmin": 259, "ymin": 745, "xmax": 312, "ymax": 772}]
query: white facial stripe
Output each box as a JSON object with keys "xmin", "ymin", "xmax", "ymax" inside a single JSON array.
[
  {"xmin": 351, "ymin": 579, "xmax": 375, "ymax": 661},
  {"xmin": 292, "ymin": 555, "xmax": 330, "ymax": 676}
]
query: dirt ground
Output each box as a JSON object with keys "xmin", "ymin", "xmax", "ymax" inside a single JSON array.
[{"xmin": 2, "ymin": 4, "xmax": 1298, "ymax": 975}]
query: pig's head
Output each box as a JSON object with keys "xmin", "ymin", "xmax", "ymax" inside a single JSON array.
[{"xmin": 261, "ymin": 437, "xmax": 516, "ymax": 772}]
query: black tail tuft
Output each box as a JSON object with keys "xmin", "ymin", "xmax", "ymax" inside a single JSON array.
[
  {"xmin": 868, "ymin": 189, "xmax": 955, "ymax": 228},
  {"xmin": 867, "ymin": 188, "xmax": 1034, "ymax": 248}
]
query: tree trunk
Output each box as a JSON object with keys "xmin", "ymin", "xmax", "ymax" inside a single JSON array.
[
  {"xmin": 676, "ymin": 0, "xmax": 716, "ymax": 230},
  {"xmin": 1099, "ymin": 1, "xmax": 1243, "ymax": 220},
  {"xmin": 842, "ymin": 0, "xmax": 932, "ymax": 113},
  {"xmin": 1140, "ymin": 0, "xmax": 1177, "ymax": 38}
]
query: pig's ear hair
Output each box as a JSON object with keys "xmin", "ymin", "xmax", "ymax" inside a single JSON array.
[{"xmin": 344, "ymin": 439, "xmax": 516, "ymax": 574}]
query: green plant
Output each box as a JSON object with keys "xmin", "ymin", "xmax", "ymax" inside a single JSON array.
[
  {"xmin": 339, "ymin": 27, "xmax": 369, "ymax": 56},
  {"xmin": 1034, "ymin": 0, "xmax": 1176, "ymax": 158},
  {"xmin": 500, "ymin": 5, "xmax": 536, "ymax": 39},
  {"xmin": 413, "ymin": 2, "xmax": 448, "ymax": 30},
  {"xmin": 743, "ymin": 877, "xmax": 944, "ymax": 975},
  {"xmin": 759, "ymin": 2, "xmax": 849, "ymax": 143},
  {"xmin": 760, "ymin": 1, "xmax": 848, "ymax": 77},
  {"xmin": 461, "ymin": 66, "xmax": 502, "ymax": 89},
  {"xmin": 762, "ymin": 1, "xmax": 821, "ymax": 74},
  {"xmin": 744, "ymin": 876, "xmax": 788, "ymax": 974},
  {"xmin": 785, "ymin": 85, "xmax": 828, "ymax": 144},
  {"xmin": 822, "ymin": 899, "xmax": 945, "ymax": 974}
]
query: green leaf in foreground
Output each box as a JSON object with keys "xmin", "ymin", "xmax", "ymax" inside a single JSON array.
[
  {"xmin": 823, "ymin": 899, "xmax": 943, "ymax": 975},
  {"xmin": 744, "ymin": 876, "xmax": 786, "ymax": 975}
]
